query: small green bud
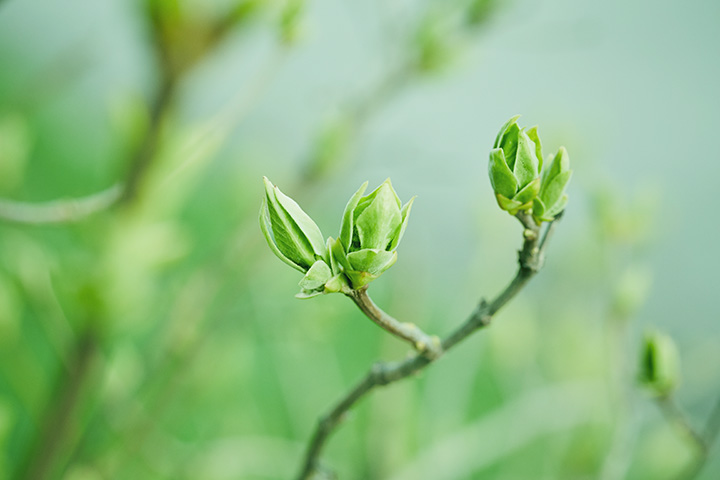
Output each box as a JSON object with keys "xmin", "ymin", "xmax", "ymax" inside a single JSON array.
[
  {"xmin": 259, "ymin": 177, "xmax": 328, "ymax": 273},
  {"xmin": 533, "ymin": 146, "xmax": 572, "ymax": 223},
  {"xmin": 488, "ymin": 115, "xmax": 542, "ymax": 215},
  {"xmin": 334, "ymin": 179, "xmax": 414, "ymax": 289},
  {"xmin": 639, "ymin": 331, "xmax": 680, "ymax": 397}
]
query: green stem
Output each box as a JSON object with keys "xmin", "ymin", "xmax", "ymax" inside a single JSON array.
[{"xmin": 349, "ymin": 288, "xmax": 441, "ymax": 358}]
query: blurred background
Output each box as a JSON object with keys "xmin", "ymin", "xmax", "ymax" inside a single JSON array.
[{"xmin": 1, "ymin": 0, "xmax": 719, "ymax": 479}]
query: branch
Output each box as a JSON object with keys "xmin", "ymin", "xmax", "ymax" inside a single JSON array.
[
  {"xmin": 118, "ymin": 75, "xmax": 176, "ymax": 206},
  {"xmin": 16, "ymin": 329, "xmax": 100, "ymax": 480},
  {"xmin": 656, "ymin": 396, "xmax": 707, "ymax": 457},
  {"xmin": 348, "ymin": 288, "xmax": 441, "ymax": 358},
  {"xmin": 297, "ymin": 217, "xmax": 556, "ymax": 479},
  {"xmin": 0, "ymin": 185, "xmax": 121, "ymax": 224},
  {"xmin": 670, "ymin": 392, "xmax": 720, "ymax": 480}
]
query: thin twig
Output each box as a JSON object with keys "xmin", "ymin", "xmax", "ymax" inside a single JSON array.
[
  {"xmin": 676, "ymin": 392, "xmax": 720, "ymax": 480},
  {"xmin": 297, "ymin": 217, "xmax": 554, "ymax": 479},
  {"xmin": 655, "ymin": 395, "xmax": 711, "ymax": 480},
  {"xmin": 656, "ymin": 396, "xmax": 707, "ymax": 455},
  {"xmin": 348, "ymin": 287, "xmax": 441, "ymax": 358}
]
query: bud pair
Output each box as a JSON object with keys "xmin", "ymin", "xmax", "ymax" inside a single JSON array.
[
  {"xmin": 260, "ymin": 177, "xmax": 413, "ymax": 297},
  {"xmin": 488, "ymin": 115, "xmax": 572, "ymax": 222}
]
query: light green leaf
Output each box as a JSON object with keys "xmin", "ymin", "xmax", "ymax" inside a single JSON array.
[
  {"xmin": 326, "ymin": 237, "xmax": 340, "ymax": 275},
  {"xmin": 388, "ymin": 196, "xmax": 415, "ymax": 251},
  {"xmin": 545, "ymin": 194, "xmax": 568, "ymax": 219},
  {"xmin": 353, "ymin": 179, "xmax": 401, "ymax": 221},
  {"xmin": 269, "ymin": 177, "xmax": 327, "ymax": 259},
  {"xmin": 355, "ymin": 182, "xmax": 402, "ymax": 250},
  {"xmin": 259, "ymin": 199, "xmax": 305, "ymax": 272},
  {"xmin": 542, "ymin": 147, "xmax": 569, "ymax": 185},
  {"xmin": 525, "ymin": 126, "xmax": 543, "ymax": 173},
  {"xmin": 513, "ymin": 131, "xmax": 539, "ymax": 188},
  {"xmin": 499, "ymin": 123, "xmax": 521, "ymax": 171},
  {"xmin": 540, "ymin": 170, "xmax": 572, "ymax": 212},
  {"xmin": 345, "ymin": 270, "xmax": 379, "ymax": 289},
  {"xmin": 512, "ymin": 176, "xmax": 540, "ymax": 205},
  {"xmin": 324, "ymin": 274, "xmax": 348, "ymax": 293},
  {"xmin": 299, "ymin": 260, "xmax": 332, "ymax": 290},
  {"xmin": 339, "ymin": 181, "xmax": 368, "ymax": 251},
  {"xmin": 263, "ymin": 177, "xmax": 316, "ymax": 269},
  {"xmin": 532, "ymin": 197, "xmax": 546, "ymax": 223},
  {"xmin": 329, "ymin": 236, "xmax": 352, "ymax": 273},
  {"xmin": 495, "ymin": 193, "xmax": 523, "ymax": 214},
  {"xmin": 488, "ymin": 148, "xmax": 518, "ymax": 199},
  {"xmin": 493, "ymin": 114, "xmax": 521, "ymax": 149},
  {"xmin": 295, "ymin": 289, "xmax": 325, "ymax": 299},
  {"xmin": 347, "ymin": 249, "xmax": 397, "ymax": 275}
]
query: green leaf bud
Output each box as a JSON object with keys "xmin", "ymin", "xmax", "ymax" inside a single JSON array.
[
  {"xmin": 638, "ymin": 331, "xmax": 680, "ymax": 397},
  {"xmin": 488, "ymin": 115, "xmax": 542, "ymax": 215},
  {"xmin": 259, "ymin": 177, "xmax": 327, "ymax": 273},
  {"xmin": 335, "ymin": 179, "xmax": 414, "ymax": 289}
]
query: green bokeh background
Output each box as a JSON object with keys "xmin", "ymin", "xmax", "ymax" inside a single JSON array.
[{"xmin": 1, "ymin": 0, "xmax": 719, "ymax": 479}]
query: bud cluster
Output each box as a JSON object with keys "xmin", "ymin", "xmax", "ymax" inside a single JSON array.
[
  {"xmin": 488, "ymin": 115, "xmax": 572, "ymax": 223},
  {"xmin": 260, "ymin": 177, "xmax": 413, "ymax": 298}
]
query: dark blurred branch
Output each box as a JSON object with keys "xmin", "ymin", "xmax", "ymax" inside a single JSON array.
[
  {"xmin": 297, "ymin": 215, "xmax": 557, "ymax": 480},
  {"xmin": 118, "ymin": 75, "xmax": 176, "ymax": 206},
  {"xmin": 17, "ymin": 328, "xmax": 100, "ymax": 480}
]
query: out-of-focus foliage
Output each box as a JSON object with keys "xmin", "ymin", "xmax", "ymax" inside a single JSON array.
[{"xmin": 1, "ymin": 0, "xmax": 719, "ymax": 479}]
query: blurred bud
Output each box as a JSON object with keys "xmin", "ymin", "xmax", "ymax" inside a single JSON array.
[
  {"xmin": 279, "ymin": 0, "xmax": 305, "ymax": 45},
  {"xmin": 639, "ymin": 330, "xmax": 680, "ymax": 397},
  {"xmin": 488, "ymin": 115, "xmax": 542, "ymax": 215},
  {"xmin": 611, "ymin": 265, "xmax": 653, "ymax": 320},
  {"xmin": 414, "ymin": 18, "xmax": 453, "ymax": 74},
  {"xmin": 532, "ymin": 146, "xmax": 572, "ymax": 223},
  {"xmin": 331, "ymin": 179, "xmax": 414, "ymax": 289}
]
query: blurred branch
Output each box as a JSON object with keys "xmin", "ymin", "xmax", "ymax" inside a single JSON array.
[
  {"xmin": 298, "ymin": 215, "xmax": 558, "ymax": 479},
  {"xmin": 0, "ymin": 185, "xmax": 121, "ymax": 224},
  {"xmin": 118, "ymin": 75, "xmax": 176, "ymax": 206},
  {"xmin": 17, "ymin": 328, "xmax": 100, "ymax": 480},
  {"xmin": 672, "ymin": 392, "xmax": 720, "ymax": 480},
  {"xmin": 656, "ymin": 396, "xmax": 707, "ymax": 456}
]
